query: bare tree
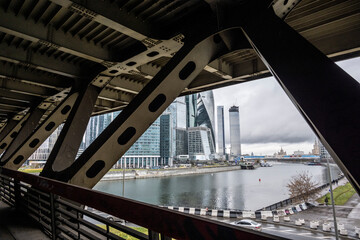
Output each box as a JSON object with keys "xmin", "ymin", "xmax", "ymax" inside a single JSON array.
[{"xmin": 287, "ymin": 171, "xmax": 320, "ymax": 202}]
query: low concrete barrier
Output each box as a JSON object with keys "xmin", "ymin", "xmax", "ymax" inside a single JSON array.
[
  {"xmin": 322, "ymin": 222, "xmax": 331, "ymax": 232},
  {"xmin": 165, "ymin": 202, "xmax": 307, "ymax": 220},
  {"xmin": 340, "ymin": 228, "xmax": 348, "ymax": 236}
]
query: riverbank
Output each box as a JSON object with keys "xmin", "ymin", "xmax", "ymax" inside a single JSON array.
[{"xmin": 101, "ymin": 165, "xmax": 242, "ymax": 181}]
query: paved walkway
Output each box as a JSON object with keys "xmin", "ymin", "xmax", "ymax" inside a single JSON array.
[
  {"xmin": 0, "ymin": 201, "xmax": 49, "ymax": 240},
  {"xmin": 288, "ymin": 181, "xmax": 360, "ymax": 238}
]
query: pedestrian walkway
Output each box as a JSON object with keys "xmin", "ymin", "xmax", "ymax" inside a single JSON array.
[
  {"xmin": 0, "ymin": 200, "xmax": 49, "ymax": 240},
  {"xmin": 291, "ymin": 182, "xmax": 360, "ymax": 238}
]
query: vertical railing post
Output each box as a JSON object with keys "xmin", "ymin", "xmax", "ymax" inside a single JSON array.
[
  {"xmin": 148, "ymin": 230, "xmax": 160, "ymax": 240},
  {"xmin": 50, "ymin": 193, "xmax": 57, "ymax": 240},
  {"xmin": 14, "ymin": 178, "xmax": 20, "ymax": 207},
  {"xmin": 160, "ymin": 234, "xmax": 172, "ymax": 240}
]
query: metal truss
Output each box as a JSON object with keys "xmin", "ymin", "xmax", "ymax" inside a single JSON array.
[
  {"xmin": 0, "ymin": 113, "xmax": 30, "ymax": 154},
  {"xmin": 41, "ymin": 84, "xmax": 101, "ymax": 176},
  {"xmin": 0, "ymin": 90, "xmax": 78, "ymax": 169},
  {"xmin": 1, "ymin": 0, "xmax": 358, "ymax": 196},
  {"xmin": 47, "ymin": 33, "xmax": 231, "ymax": 188}
]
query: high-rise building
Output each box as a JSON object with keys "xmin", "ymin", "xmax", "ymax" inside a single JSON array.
[
  {"xmin": 188, "ymin": 126, "xmax": 214, "ymax": 161},
  {"xmin": 117, "ymin": 117, "xmax": 161, "ymax": 168},
  {"xmin": 196, "ymin": 91, "xmax": 215, "ymax": 151},
  {"xmin": 229, "ymin": 106, "xmax": 241, "ymax": 156},
  {"xmin": 217, "ymin": 106, "xmax": 225, "ymax": 155},
  {"xmin": 185, "ymin": 94, "xmax": 197, "ymax": 128},
  {"xmin": 160, "ymin": 113, "xmax": 172, "ymax": 166},
  {"xmin": 312, "ymin": 138, "xmax": 320, "ymax": 155},
  {"xmin": 160, "ymin": 97, "xmax": 187, "ymax": 165}
]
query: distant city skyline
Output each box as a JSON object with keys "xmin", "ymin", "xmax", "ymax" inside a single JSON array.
[
  {"xmin": 213, "ymin": 57, "xmax": 360, "ymax": 155},
  {"xmin": 29, "ymin": 57, "xmax": 360, "ymax": 162}
]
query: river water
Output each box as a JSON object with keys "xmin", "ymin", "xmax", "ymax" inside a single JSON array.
[{"xmin": 94, "ymin": 163, "xmax": 341, "ymax": 211}]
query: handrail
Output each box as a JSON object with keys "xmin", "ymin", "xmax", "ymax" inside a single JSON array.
[{"xmin": 0, "ymin": 167, "xmax": 286, "ymax": 240}]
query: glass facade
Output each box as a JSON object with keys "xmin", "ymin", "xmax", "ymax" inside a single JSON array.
[
  {"xmin": 196, "ymin": 91, "xmax": 215, "ymax": 151},
  {"xmin": 217, "ymin": 106, "xmax": 225, "ymax": 155},
  {"xmin": 185, "ymin": 94, "xmax": 197, "ymax": 128},
  {"xmin": 160, "ymin": 114, "xmax": 172, "ymax": 165},
  {"xmin": 161, "ymin": 97, "xmax": 187, "ymax": 162},
  {"xmin": 188, "ymin": 126, "xmax": 213, "ymax": 161},
  {"xmin": 229, "ymin": 106, "xmax": 241, "ymax": 156}
]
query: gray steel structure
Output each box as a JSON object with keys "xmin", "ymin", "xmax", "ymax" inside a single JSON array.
[
  {"xmin": 229, "ymin": 106, "xmax": 241, "ymax": 156},
  {"xmin": 217, "ymin": 106, "xmax": 226, "ymax": 155},
  {"xmin": 0, "ymin": 0, "xmax": 358, "ymax": 198}
]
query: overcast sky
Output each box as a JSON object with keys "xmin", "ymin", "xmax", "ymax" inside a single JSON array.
[{"xmin": 213, "ymin": 57, "xmax": 360, "ymax": 156}]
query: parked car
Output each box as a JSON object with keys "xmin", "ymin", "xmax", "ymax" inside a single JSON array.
[
  {"xmin": 231, "ymin": 219, "xmax": 262, "ymax": 231},
  {"xmin": 107, "ymin": 216, "xmax": 126, "ymax": 225}
]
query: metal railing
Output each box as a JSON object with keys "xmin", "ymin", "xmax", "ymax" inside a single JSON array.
[{"xmin": 0, "ymin": 167, "xmax": 284, "ymax": 240}]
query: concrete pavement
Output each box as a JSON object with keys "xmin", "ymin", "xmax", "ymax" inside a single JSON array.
[{"xmin": 0, "ymin": 201, "xmax": 49, "ymax": 240}]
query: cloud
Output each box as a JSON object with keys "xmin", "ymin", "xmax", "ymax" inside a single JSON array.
[{"xmin": 213, "ymin": 57, "xmax": 360, "ymax": 155}]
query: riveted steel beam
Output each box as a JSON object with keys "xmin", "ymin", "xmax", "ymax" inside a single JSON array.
[
  {"xmin": 0, "ymin": 88, "xmax": 43, "ymax": 104},
  {"xmin": 0, "ymin": 91, "xmax": 80, "ymax": 169},
  {"xmin": 0, "ymin": 97, "xmax": 29, "ymax": 109},
  {"xmin": 0, "ymin": 42, "xmax": 83, "ymax": 79},
  {"xmin": 0, "ymin": 77, "xmax": 58, "ymax": 98},
  {"xmin": 50, "ymin": 0, "xmax": 151, "ymax": 41},
  {"xmin": 0, "ymin": 115, "xmax": 29, "ymax": 153},
  {"xmin": 239, "ymin": 1, "xmax": 360, "ymax": 193},
  {"xmin": 0, "ymin": 61, "xmax": 73, "ymax": 88},
  {"xmin": 0, "ymin": 107, "xmax": 47, "ymax": 159},
  {"xmin": 0, "ymin": 119, "xmax": 19, "ymax": 143},
  {"xmin": 108, "ymin": 77, "xmax": 144, "ymax": 95},
  {"xmin": 46, "ymin": 32, "xmax": 230, "ymax": 187},
  {"xmin": 41, "ymin": 84, "xmax": 101, "ymax": 177},
  {"xmin": 0, "ymin": 8, "xmax": 114, "ymax": 63}
]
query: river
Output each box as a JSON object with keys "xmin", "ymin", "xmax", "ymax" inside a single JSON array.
[{"xmin": 94, "ymin": 163, "xmax": 341, "ymax": 211}]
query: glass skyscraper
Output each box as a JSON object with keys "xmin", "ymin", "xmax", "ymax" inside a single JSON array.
[
  {"xmin": 217, "ymin": 106, "xmax": 225, "ymax": 155},
  {"xmin": 160, "ymin": 113, "xmax": 172, "ymax": 166},
  {"xmin": 196, "ymin": 91, "xmax": 216, "ymax": 151},
  {"xmin": 117, "ymin": 117, "xmax": 160, "ymax": 168},
  {"xmin": 188, "ymin": 126, "xmax": 214, "ymax": 161},
  {"xmin": 160, "ymin": 97, "xmax": 187, "ymax": 164},
  {"xmin": 185, "ymin": 94, "xmax": 197, "ymax": 128},
  {"xmin": 229, "ymin": 106, "xmax": 241, "ymax": 156}
]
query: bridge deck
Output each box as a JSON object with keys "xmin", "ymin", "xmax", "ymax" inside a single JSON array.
[{"xmin": 0, "ymin": 201, "xmax": 49, "ymax": 240}]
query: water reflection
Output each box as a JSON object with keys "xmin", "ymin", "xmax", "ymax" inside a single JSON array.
[{"xmin": 94, "ymin": 163, "xmax": 341, "ymax": 210}]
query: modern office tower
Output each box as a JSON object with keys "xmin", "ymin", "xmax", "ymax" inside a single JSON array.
[
  {"xmin": 229, "ymin": 106, "xmax": 241, "ymax": 156},
  {"xmin": 185, "ymin": 94, "xmax": 197, "ymax": 128},
  {"xmin": 196, "ymin": 91, "xmax": 216, "ymax": 150},
  {"xmin": 117, "ymin": 117, "xmax": 161, "ymax": 168},
  {"xmin": 160, "ymin": 113, "xmax": 172, "ymax": 166},
  {"xmin": 217, "ymin": 106, "xmax": 225, "ymax": 155},
  {"xmin": 79, "ymin": 111, "xmax": 120, "ymax": 157},
  {"xmin": 162, "ymin": 97, "xmax": 187, "ymax": 162},
  {"xmin": 187, "ymin": 126, "xmax": 215, "ymax": 161}
]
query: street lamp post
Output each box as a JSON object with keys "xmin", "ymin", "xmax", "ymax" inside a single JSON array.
[{"xmin": 326, "ymin": 158, "xmax": 339, "ymax": 239}]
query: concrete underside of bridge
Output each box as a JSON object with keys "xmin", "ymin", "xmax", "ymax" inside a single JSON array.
[{"xmin": 0, "ymin": 0, "xmax": 359, "ymax": 196}]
